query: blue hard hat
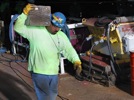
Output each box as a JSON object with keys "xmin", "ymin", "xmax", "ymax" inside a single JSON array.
[{"xmin": 51, "ymin": 12, "xmax": 66, "ymax": 28}]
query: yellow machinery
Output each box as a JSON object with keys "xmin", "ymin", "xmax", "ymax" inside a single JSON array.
[
  {"xmin": 82, "ymin": 17, "xmax": 134, "ymax": 58},
  {"xmin": 80, "ymin": 16, "xmax": 134, "ymax": 86}
]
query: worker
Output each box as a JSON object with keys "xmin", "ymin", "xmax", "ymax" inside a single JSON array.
[{"xmin": 14, "ymin": 4, "xmax": 82, "ymax": 100}]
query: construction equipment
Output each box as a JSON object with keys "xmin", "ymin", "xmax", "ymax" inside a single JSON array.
[{"xmin": 80, "ymin": 16, "xmax": 134, "ymax": 86}]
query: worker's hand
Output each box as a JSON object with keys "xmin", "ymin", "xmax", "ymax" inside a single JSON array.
[
  {"xmin": 74, "ymin": 61, "xmax": 82, "ymax": 76},
  {"xmin": 23, "ymin": 3, "xmax": 35, "ymax": 15},
  {"xmin": 74, "ymin": 61, "xmax": 84, "ymax": 81}
]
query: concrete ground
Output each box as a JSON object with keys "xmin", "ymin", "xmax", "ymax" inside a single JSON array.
[{"xmin": 0, "ymin": 53, "xmax": 134, "ymax": 100}]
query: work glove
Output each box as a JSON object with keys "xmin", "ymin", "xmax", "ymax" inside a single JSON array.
[
  {"xmin": 74, "ymin": 61, "xmax": 82, "ymax": 75},
  {"xmin": 23, "ymin": 3, "xmax": 35, "ymax": 15},
  {"xmin": 74, "ymin": 61, "xmax": 84, "ymax": 81}
]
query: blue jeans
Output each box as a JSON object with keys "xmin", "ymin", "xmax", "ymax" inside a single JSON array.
[{"xmin": 31, "ymin": 72, "xmax": 58, "ymax": 100}]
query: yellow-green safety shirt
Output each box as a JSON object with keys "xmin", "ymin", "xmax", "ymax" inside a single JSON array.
[{"xmin": 14, "ymin": 13, "xmax": 81, "ymax": 75}]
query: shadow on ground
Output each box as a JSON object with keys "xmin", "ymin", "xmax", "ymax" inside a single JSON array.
[
  {"xmin": 64, "ymin": 60, "xmax": 132, "ymax": 96},
  {"xmin": 0, "ymin": 70, "xmax": 34, "ymax": 100},
  {"xmin": 116, "ymin": 63, "xmax": 132, "ymax": 95}
]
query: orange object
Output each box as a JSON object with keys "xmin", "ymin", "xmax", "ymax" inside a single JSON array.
[{"xmin": 130, "ymin": 51, "xmax": 134, "ymax": 96}]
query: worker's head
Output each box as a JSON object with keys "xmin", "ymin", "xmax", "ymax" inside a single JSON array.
[
  {"xmin": 51, "ymin": 12, "xmax": 66, "ymax": 28},
  {"xmin": 46, "ymin": 12, "xmax": 66, "ymax": 34}
]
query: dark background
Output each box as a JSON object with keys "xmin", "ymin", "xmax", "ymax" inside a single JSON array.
[
  {"xmin": 1, "ymin": 0, "xmax": 134, "ymax": 20},
  {"xmin": 0, "ymin": 0, "xmax": 134, "ymax": 50}
]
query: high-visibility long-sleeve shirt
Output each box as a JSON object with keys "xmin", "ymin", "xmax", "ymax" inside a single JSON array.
[{"xmin": 14, "ymin": 13, "xmax": 81, "ymax": 75}]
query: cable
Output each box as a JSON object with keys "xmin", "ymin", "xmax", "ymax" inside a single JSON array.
[
  {"xmin": 57, "ymin": 95, "xmax": 69, "ymax": 100},
  {"xmin": 0, "ymin": 54, "xmax": 31, "ymax": 78},
  {"xmin": 15, "ymin": 61, "xmax": 28, "ymax": 71},
  {"xmin": 9, "ymin": 14, "xmax": 29, "ymax": 61},
  {"xmin": 0, "ymin": 53, "xmax": 69, "ymax": 100},
  {"xmin": 86, "ymin": 39, "xmax": 106, "ymax": 80},
  {"xmin": 87, "ymin": 43, "xmax": 97, "ymax": 79},
  {"xmin": 79, "ymin": 39, "xmax": 86, "ymax": 54},
  {"xmin": 9, "ymin": 61, "xmax": 35, "ymax": 91},
  {"xmin": 106, "ymin": 24, "xmax": 119, "ymax": 76},
  {"xmin": 0, "ymin": 54, "xmax": 34, "ymax": 90},
  {"xmin": 0, "ymin": 61, "xmax": 31, "ymax": 79},
  {"xmin": 9, "ymin": 14, "xmax": 19, "ymax": 43},
  {"xmin": 0, "ymin": 53, "xmax": 27, "ymax": 62},
  {"xmin": 79, "ymin": 35, "xmax": 92, "ymax": 53},
  {"xmin": 0, "ymin": 54, "xmax": 32, "ymax": 80}
]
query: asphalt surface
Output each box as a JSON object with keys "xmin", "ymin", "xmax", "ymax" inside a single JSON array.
[{"xmin": 0, "ymin": 53, "xmax": 134, "ymax": 100}]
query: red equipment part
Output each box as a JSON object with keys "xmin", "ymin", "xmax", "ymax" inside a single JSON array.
[
  {"xmin": 80, "ymin": 55, "xmax": 111, "ymax": 75},
  {"xmin": 130, "ymin": 50, "xmax": 134, "ymax": 96},
  {"xmin": 81, "ymin": 55, "xmax": 110, "ymax": 68}
]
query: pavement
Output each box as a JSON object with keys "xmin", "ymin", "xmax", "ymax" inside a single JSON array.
[{"xmin": 0, "ymin": 53, "xmax": 134, "ymax": 100}]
